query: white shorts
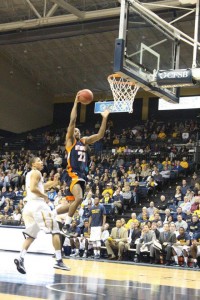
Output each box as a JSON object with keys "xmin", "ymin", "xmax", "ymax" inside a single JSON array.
[
  {"xmin": 172, "ymin": 245, "xmax": 190, "ymax": 256},
  {"xmin": 23, "ymin": 199, "xmax": 60, "ymax": 239},
  {"xmin": 197, "ymin": 245, "xmax": 200, "ymax": 256},
  {"xmin": 89, "ymin": 226, "xmax": 102, "ymax": 242}
]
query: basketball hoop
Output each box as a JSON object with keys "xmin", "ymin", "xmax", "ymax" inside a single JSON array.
[{"xmin": 107, "ymin": 74, "xmax": 140, "ymax": 113}]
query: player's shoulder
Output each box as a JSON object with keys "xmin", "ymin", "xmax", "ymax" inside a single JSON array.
[{"xmin": 30, "ymin": 169, "xmax": 42, "ymax": 177}]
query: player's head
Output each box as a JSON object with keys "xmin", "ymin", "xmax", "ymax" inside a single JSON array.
[
  {"xmin": 29, "ymin": 156, "xmax": 43, "ymax": 171},
  {"xmin": 74, "ymin": 128, "xmax": 81, "ymax": 140}
]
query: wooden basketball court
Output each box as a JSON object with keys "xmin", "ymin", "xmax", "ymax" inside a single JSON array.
[{"xmin": 0, "ymin": 251, "xmax": 199, "ymax": 300}]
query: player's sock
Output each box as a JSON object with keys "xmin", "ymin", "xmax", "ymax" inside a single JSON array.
[
  {"xmin": 97, "ymin": 250, "xmax": 100, "ymax": 255},
  {"xmin": 174, "ymin": 256, "xmax": 178, "ymax": 264},
  {"xmin": 184, "ymin": 257, "xmax": 188, "ymax": 264},
  {"xmin": 65, "ymin": 215, "xmax": 72, "ymax": 225},
  {"xmin": 55, "ymin": 250, "xmax": 62, "ymax": 261},
  {"xmin": 194, "ymin": 259, "xmax": 197, "ymax": 263},
  {"xmin": 94, "ymin": 249, "xmax": 97, "ymax": 256},
  {"xmin": 19, "ymin": 249, "xmax": 27, "ymax": 259}
]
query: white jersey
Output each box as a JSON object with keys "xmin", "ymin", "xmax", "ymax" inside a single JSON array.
[{"xmin": 26, "ymin": 170, "xmax": 44, "ymax": 201}]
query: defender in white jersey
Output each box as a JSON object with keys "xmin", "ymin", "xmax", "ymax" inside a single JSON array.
[{"xmin": 14, "ymin": 156, "xmax": 70, "ymax": 274}]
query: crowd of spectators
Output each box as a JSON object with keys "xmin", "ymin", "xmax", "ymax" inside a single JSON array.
[{"xmin": 0, "ymin": 117, "xmax": 199, "ymax": 268}]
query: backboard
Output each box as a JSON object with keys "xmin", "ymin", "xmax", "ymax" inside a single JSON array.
[{"xmin": 114, "ymin": 0, "xmax": 200, "ymax": 103}]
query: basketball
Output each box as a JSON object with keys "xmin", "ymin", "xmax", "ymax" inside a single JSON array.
[{"xmin": 78, "ymin": 89, "xmax": 93, "ymax": 105}]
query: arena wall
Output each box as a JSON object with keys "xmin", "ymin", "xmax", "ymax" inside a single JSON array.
[{"xmin": 0, "ymin": 55, "xmax": 53, "ymax": 133}]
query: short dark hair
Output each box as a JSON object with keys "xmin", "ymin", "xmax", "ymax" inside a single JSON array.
[{"xmin": 29, "ymin": 156, "xmax": 38, "ymax": 166}]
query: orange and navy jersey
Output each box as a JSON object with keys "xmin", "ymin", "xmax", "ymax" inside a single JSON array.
[{"xmin": 66, "ymin": 139, "xmax": 88, "ymax": 178}]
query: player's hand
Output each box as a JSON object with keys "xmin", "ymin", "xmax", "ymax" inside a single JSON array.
[
  {"xmin": 54, "ymin": 173, "xmax": 60, "ymax": 182},
  {"xmin": 75, "ymin": 92, "xmax": 81, "ymax": 103},
  {"xmin": 43, "ymin": 194, "xmax": 48, "ymax": 202},
  {"xmin": 101, "ymin": 109, "xmax": 110, "ymax": 119},
  {"xmin": 192, "ymin": 239, "xmax": 197, "ymax": 245}
]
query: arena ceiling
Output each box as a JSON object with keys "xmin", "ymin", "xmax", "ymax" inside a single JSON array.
[{"xmin": 0, "ymin": 0, "xmax": 199, "ymax": 97}]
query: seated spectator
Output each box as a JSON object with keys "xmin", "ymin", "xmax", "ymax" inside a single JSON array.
[
  {"xmin": 151, "ymin": 223, "xmax": 176, "ymax": 265},
  {"xmin": 68, "ymin": 220, "xmax": 82, "ymax": 257},
  {"xmin": 140, "ymin": 165, "xmax": 151, "ymax": 181},
  {"xmin": 128, "ymin": 222, "xmax": 141, "ymax": 249},
  {"xmin": 188, "ymin": 215, "xmax": 200, "ymax": 239},
  {"xmin": 112, "ymin": 189, "xmax": 124, "ymax": 214},
  {"xmin": 102, "ymin": 183, "xmax": 113, "ymax": 197},
  {"xmin": 162, "ymin": 157, "xmax": 171, "ymax": 167},
  {"xmin": 101, "ymin": 223, "xmax": 110, "ymax": 246},
  {"xmin": 105, "ymin": 219, "xmax": 128, "ymax": 261},
  {"xmin": 156, "ymin": 195, "xmax": 168, "ymax": 212},
  {"xmin": 172, "ymin": 227, "xmax": 191, "ymax": 267},
  {"xmin": 189, "ymin": 238, "xmax": 200, "ymax": 268},
  {"xmin": 185, "ymin": 210, "xmax": 193, "ymax": 225},
  {"xmin": 147, "ymin": 201, "xmax": 157, "ymax": 218},
  {"xmin": 125, "ymin": 213, "xmax": 139, "ymax": 229},
  {"xmin": 180, "ymin": 196, "xmax": 191, "ymax": 213},
  {"xmin": 157, "ymin": 220, "xmax": 164, "ymax": 232},
  {"xmin": 122, "ymin": 185, "xmax": 132, "ymax": 210},
  {"xmin": 101, "ymin": 192, "xmax": 112, "ymax": 204},
  {"xmin": 160, "ymin": 166, "xmax": 171, "ymax": 186},
  {"xmin": 158, "ymin": 130, "xmax": 166, "ymax": 140},
  {"xmin": 47, "ymin": 188, "xmax": 57, "ymax": 202},
  {"xmin": 151, "ymin": 221, "xmax": 160, "ymax": 239},
  {"xmin": 169, "ymin": 222, "xmax": 179, "ymax": 237},
  {"xmin": 153, "ymin": 170, "xmax": 163, "ymax": 191},
  {"xmin": 180, "ymin": 157, "xmax": 189, "ymax": 176},
  {"xmin": 174, "ymin": 185, "xmax": 183, "ymax": 204},
  {"xmin": 162, "ymin": 208, "xmax": 172, "ymax": 223},
  {"xmin": 12, "ymin": 208, "xmax": 22, "ymax": 222},
  {"xmin": 190, "ymin": 172, "xmax": 200, "ymax": 189},
  {"xmin": 80, "ymin": 219, "xmax": 91, "ymax": 258},
  {"xmin": 175, "ymin": 215, "xmax": 188, "ymax": 231},
  {"xmin": 181, "ymin": 179, "xmax": 190, "ymax": 197},
  {"xmin": 135, "ymin": 224, "xmax": 155, "ymax": 263},
  {"xmin": 149, "ymin": 212, "xmax": 161, "ymax": 222},
  {"xmin": 173, "ymin": 207, "xmax": 186, "ymax": 221}
]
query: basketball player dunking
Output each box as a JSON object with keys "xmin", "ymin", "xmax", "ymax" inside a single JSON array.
[
  {"xmin": 14, "ymin": 157, "xmax": 70, "ymax": 274},
  {"xmin": 61, "ymin": 92, "xmax": 109, "ymax": 236}
]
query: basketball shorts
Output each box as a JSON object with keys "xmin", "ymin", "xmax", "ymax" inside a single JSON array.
[
  {"xmin": 66, "ymin": 171, "xmax": 86, "ymax": 194},
  {"xmin": 89, "ymin": 226, "xmax": 102, "ymax": 242},
  {"xmin": 22, "ymin": 199, "xmax": 60, "ymax": 239},
  {"xmin": 172, "ymin": 245, "xmax": 190, "ymax": 256}
]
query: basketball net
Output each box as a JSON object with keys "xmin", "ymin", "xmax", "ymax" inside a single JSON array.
[{"xmin": 107, "ymin": 74, "xmax": 140, "ymax": 113}]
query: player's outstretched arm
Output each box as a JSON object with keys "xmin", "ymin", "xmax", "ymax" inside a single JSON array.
[
  {"xmin": 65, "ymin": 93, "xmax": 80, "ymax": 144},
  {"xmin": 83, "ymin": 109, "xmax": 110, "ymax": 145},
  {"xmin": 44, "ymin": 173, "xmax": 60, "ymax": 191}
]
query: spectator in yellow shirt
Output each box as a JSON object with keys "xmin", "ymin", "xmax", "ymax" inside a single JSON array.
[
  {"xmin": 158, "ymin": 130, "xmax": 166, "ymax": 140},
  {"xmin": 125, "ymin": 213, "xmax": 139, "ymax": 229}
]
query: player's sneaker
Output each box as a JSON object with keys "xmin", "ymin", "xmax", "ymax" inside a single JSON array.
[
  {"xmin": 54, "ymin": 260, "xmax": 71, "ymax": 271},
  {"xmin": 61, "ymin": 224, "xmax": 71, "ymax": 237},
  {"xmin": 70, "ymin": 252, "xmax": 80, "ymax": 258},
  {"xmin": 14, "ymin": 258, "xmax": 26, "ymax": 274},
  {"xmin": 82, "ymin": 251, "xmax": 87, "ymax": 258}
]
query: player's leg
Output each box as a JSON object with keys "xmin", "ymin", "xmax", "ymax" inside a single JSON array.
[
  {"xmin": 14, "ymin": 237, "xmax": 34, "ymax": 274},
  {"xmin": 62, "ymin": 183, "xmax": 83, "ymax": 236},
  {"xmin": 52, "ymin": 234, "xmax": 71, "ymax": 271},
  {"xmin": 14, "ymin": 203, "xmax": 38, "ymax": 274}
]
